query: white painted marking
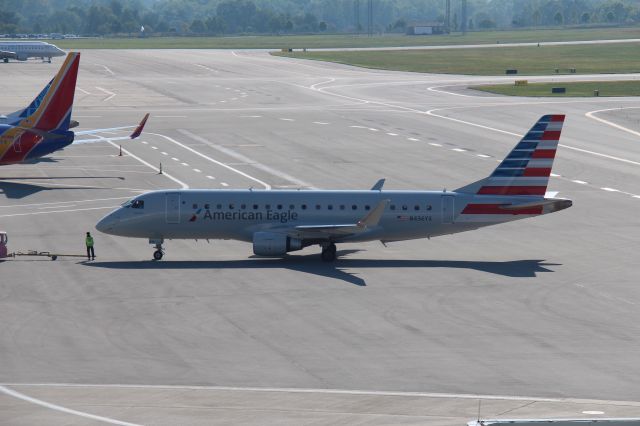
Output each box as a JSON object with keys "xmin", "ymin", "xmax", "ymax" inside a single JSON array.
[
  {"xmin": 583, "ymin": 411, "xmax": 605, "ymax": 415},
  {"xmin": 99, "ymin": 64, "xmax": 115, "ymax": 75},
  {"xmin": 219, "ymin": 100, "xmax": 227, "ymax": 103},
  {"xmin": 429, "ymin": 143, "xmax": 442, "ymax": 147},
  {"xmin": 368, "ymin": 128, "xmax": 379, "ymax": 132},
  {"xmin": 152, "ymin": 131, "xmax": 275, "ymax": 190},
  {"xmin": 427, "ymin": 85, "xmax": 477, "ymax": 98},
  {"xmin": 76, "ymin": 87, "xmax": 92, "ymax": 95},
  {"xmin": 161, "ymin": 152, "xmax": 168, "ymax": 155},
  {"xmin": 477, "ymin": 154, "xmax": 491, "ymax": 158},
  {"xmin": 279, "ymin": 118, "xmax": 295, "ymax": 121},
  {"xmin": 38, "ymin": 204, "xmax": 77, "ymax": 209},
  {"xmin": 0, "ymin": 206, "xmax": 117, "ymax": 218},
  {"xmin": 349, "ymin": 125, "xmax": 367, "ymax": 129},
  {"xmin": 206, "ymin": 175, "xmax": 215, "ymax": 180},
  {"xmin": 181, "ymin": 162, "xmax": 189, "ymax": 166},
  {"xmin": 0, "ymin": 197, "xmax": 131, "ymax": 209},
  {"xmin": 106, "ymin": 141, "xmax": 188, "ymax": 189},
  {"xmin": 408, "ymin": 137, "xmax": 420, "ymax": 141},
  {"xmin": 141, "ymin": 141, "xmax": 148, "ymax": 145},
  {"xmin": 0, "ymin": 385, "xmax": 140, "ymax": 426},
  {"xmin": 95, "ymin": 86, "xmax": 116, "ymax": 101},
  {"xmin": 550, "ymin": 173, "xmax": 561, "ymax": 177},
  {"xmin": 193, "ymin": 168, "xmax": 201, "ymax": 173},
  {"xmin": 5, "ymin": 383, "xmax": 638, "ymax": 406},
  {"xmin": 221, "ymin": 182, "xmax": 229, "ymax": 187},
  {"xmin": 572, "ymin": 180, "xmax": 588, "ymax": 184},
  {"xmin": 240, "ymin": 115, "xmax": 262, "ymax": 118},
  {"xmin": 225, "ymin": 87, "xmax": 231, "ymax": 90},
  {"xmin": 386, "ymin": 132, "xmax": 398, "ymax": 136},
  {"xmin": 194, "ymin": 63, "xmax": 219, "ymax": 73},
  {"xmin": 452, "ymin": 148, "xmax": 467, "ymax": 152},
  {"xmin": 634, "ymin": 195, "xmax": 640, "ymax": 199},
  {"xmin": 602, "ymin": 187, "xmax": 619, "ymax": 192},
  {"xmin": 151, "ymin": 146, "xmax": 158, "ymax": 150},
  {"xmin": 313, "ymin": 121, "xmax": 329, "ymax": 125}
]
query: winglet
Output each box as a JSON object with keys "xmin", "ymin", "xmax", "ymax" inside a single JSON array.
[
  {"xmin": 357, "ymin": 199, "xmax": 389, "ymax": 228},
  {"xmin": 371, "ymin": 178, "xmax": 385, "ymax": 191},
  {"xmin": 129, "ymin": 113, "xmax": 149, "ymax": 139}
]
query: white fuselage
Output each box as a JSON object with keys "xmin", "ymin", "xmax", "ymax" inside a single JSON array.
[
  {"xmin": 96, "ymin": 189, "xmax": 560, "ymax": 246},
  {"xmin": 0, "ymin": 41, "xmax": 65, "ymax": 61}
]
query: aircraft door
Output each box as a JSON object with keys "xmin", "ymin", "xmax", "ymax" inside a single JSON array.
[
  {"xmin": 166, "ymin": 193, "xmax": 181, "ymax": 224},
  {"xmin": 441, "ymin": 195, "xmax": 454, "ymax": 224}
]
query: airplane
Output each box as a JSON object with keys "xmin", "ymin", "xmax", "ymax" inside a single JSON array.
[
  {"xmin": 96, "ymin": 115, "xmax": 572, "ymax": 261},
  {"xmin": 0, "ymin": 41, "xmax": 66, "ymax": 63},
  {"xmin": 0, "ymin": 52, "xmax": 149, "ymax": 166}
]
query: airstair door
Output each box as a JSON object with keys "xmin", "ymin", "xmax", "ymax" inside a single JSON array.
[
  {"xmin": 166, "ymin": 193, "xmax": 181, "ymax": 224},
  {"xmin": 441, "ymin": 195, "xmax": 454, "ymax": 224}
]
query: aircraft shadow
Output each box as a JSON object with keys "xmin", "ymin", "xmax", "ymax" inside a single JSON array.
[
  {"xmin": 0, "ymin": 177, "xmax": 124, "ymax": 199},
  {"xmin": 84, "ymin": 252, "xmax": 559, "ymax": 287}
]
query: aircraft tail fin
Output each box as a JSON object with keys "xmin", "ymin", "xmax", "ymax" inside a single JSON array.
[
  {"xmin": 19, "ymin": 52, "xmax": 79, "ymax": 132},
  {"xmin": 456, "ymin": 114, "xmax": 565, "ymax": 197}
]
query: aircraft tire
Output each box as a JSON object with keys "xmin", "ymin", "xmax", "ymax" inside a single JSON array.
[
  {"xmin": 321, "ymin": 244, "xmax": 337, "ymax": 262},
  {"xmin": 153, "ymin": 250, "xmax": 163, "ymax": 261}
]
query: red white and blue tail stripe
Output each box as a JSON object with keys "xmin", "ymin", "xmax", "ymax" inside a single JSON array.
[{"xmin": 478, "ymin": 114, "xmax": 564, "ymax": 196}]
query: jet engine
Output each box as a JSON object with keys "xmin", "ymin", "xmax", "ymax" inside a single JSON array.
[{"xmin": 252, "ymin": 232, "xmax": 302, "ymax": 256}]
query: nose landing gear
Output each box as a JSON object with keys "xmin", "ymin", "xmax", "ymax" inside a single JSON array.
[{"xmin": 150, "ymin": 238, "xmax": 164, "ymax": 261}]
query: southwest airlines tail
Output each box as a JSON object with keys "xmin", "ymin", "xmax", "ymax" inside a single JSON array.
[
  {"xmin": 20, "ymin": 52, "xmax": 79, "ymax": 132},
  {"xmin": 456, "ymin": 115, "xmax": 564, "ymax": 196}
]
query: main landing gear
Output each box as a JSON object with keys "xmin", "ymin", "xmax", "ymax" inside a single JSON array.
[
  {"xmin": 321, "ymin": 243, "xmax": 337, "ymax": 262},
  {"xmin": 150, "ymin": 238, "xmax": 164, "ymax": 261}
]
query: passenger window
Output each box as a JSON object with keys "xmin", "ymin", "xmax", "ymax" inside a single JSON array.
[
  {"xmin": 229, "ymin": 204, "xmax": 234, "ymax": 210},
  {"xmin": 352, "ymin": 205, "xmax": 358, "ymax": 210},
  {"xmin": 266, "ymin": 204, "xmax": 271, "ymax": 209},
  {"xmin": 301, "ymin": 204, "xmax": 307, "ymax": 210},
  {"xmin": 328, "ymin": 205, "xmax": 333, "ymax": 210},
  {"xmin": 205, "ymin": 204, "xmax": 210, "ymax": 209},
  {"xmin": 277, "ymin": 204, "xmax": 283, "ymax": 210},
  {"xmin": 241, "ymin": 204, "xmax": 246, "ymax": 210},
  {"xmin": 390, "ymin": 205, "xmax": 396, "ymax": 210},
  {"xmin": 414, "ymin": 205, "xmax": 420, "ymax": 211},
  {"xmin": 217, "ymin": 204, "xmax": 222, "ymax": 209},
  {"xmin": 193, "ymin": 204, "xmax": 198, "ymax": 209},
  {"xmin": 426, "ymin": 205, "xmax": 432, "ymax": 211},
  {"xmin": 253, "ymin": 204, "xmax": 259, "ymax": 210},
  {"xmin": 289, "ymin": 204, "xmax": 295, "ymax": 210},
  {"xmin": 316, "ymin": 204, "xmax": 321, "ymax": 210},
  {"xmin": 365, "ymin": 205, "xmax": 370, "ymax": 211},
  {"xmin": 402, "ymin": 205, "xmax": 408, "ymax": 211},
  {"xmin": 340, "ymin": 205, "xmax": 345, "ymax": 210}
]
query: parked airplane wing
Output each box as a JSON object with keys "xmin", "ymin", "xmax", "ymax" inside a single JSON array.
[
  {"xmin": 293, "ymin": 200, "xmax": 390, "ymax": 237},
  {"xmin": 73, "ymin": 113, "xmax": 150, "ymax": 144}
]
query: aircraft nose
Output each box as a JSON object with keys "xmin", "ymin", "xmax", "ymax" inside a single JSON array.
[{"xmin": 95, "ymin": 212, "xmax": 120, "ymax": 234}]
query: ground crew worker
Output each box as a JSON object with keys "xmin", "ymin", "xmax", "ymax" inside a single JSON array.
[{"xmin": 85, "ymin": 232, "xmax": 95, "ymax": 260}]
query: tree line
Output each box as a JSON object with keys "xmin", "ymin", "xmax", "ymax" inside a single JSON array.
[{"xmin": 1, "ymin": 0, "xmax": 640, "ymax": 36}]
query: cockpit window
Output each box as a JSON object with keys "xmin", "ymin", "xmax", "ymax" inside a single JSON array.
[{"xmin": 131, "ymin": 200, "xmax": 144, "ymax": 209}]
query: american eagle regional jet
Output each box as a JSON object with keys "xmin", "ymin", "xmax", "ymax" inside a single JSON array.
[
  {"xmin": 0, "ymin": 52, "xmax": 148, "ymax": 166},
  {"xmin": 96, "ymin": 115, "xmax": 572, "ymax": 261}
]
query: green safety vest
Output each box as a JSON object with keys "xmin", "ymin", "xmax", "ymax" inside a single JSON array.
[{"xmin": 86, "ymin": 236, "xmax": 94, "ymax": 247}]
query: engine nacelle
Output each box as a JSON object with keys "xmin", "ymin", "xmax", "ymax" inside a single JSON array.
[{"xmin": 252, "ymin": 232, "xmax": 302, "ymax": 256}]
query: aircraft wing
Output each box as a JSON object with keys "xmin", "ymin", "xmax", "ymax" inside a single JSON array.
[
  {"xmin": 291, "ymin": 199, "xmax": 390, "ymax": 238},
  {"xmin": 73, "ymin": 113, "xmax": 149, "ymax": 144}
]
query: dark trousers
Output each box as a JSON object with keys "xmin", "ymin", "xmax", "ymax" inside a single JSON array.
[{"xmin": 87, "ymin": 246, "xmax": 95, "ymax": 259}]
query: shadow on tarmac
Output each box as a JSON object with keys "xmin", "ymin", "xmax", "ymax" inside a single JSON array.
[
  {"xmin": 83, "ymin": 252, "xmax": 560, "ymax": 287},
  {"xmin": 0, "ymin": 177, "xmax": 124, "ymax": 199}
]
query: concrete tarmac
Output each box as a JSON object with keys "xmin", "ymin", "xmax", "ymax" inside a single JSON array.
[{"xmin": 1, "ymin": 50, "xmax": 639, "ymax": 425}]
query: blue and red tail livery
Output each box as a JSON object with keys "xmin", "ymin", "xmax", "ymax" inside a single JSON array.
[{"xmin": 0, "ymin": 52, "xmax": 149, "ymax": 166}]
